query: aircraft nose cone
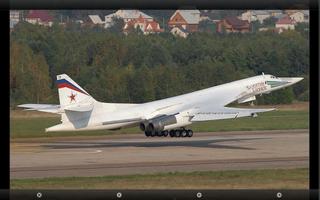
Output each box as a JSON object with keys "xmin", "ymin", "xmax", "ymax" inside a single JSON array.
[
  {"xmin": 288, "ymin": 77, "xmax": 304, "ymax": 85},
  {"xmin": 280, "ymin": 77, "xmax": 304, "ymax": 85},
  {"xmin": 292, "ymin": 77, "xmax": 304, "ymax": 83}
]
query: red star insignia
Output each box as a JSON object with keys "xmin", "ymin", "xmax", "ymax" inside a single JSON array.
[{"xmin": 68, "ymin": 92, "xmax": 76, "ymax": 102}]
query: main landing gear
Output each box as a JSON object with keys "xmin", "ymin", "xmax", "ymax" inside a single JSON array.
[{"xmin": 144, "ymin": 129, "xmax": 193, "ymax": 138}]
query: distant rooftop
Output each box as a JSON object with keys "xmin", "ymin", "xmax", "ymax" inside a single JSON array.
[
  {"xmin": 26, "ymin": 10, "xmax": 54, "ymax": 22},
  {"xmin": 276, "ymin": 16, "xmax": 294, "ymax": 24},
  {"xmin": 274, "ymin": 14, "xmax": 287, "ymax": 19},
  {"xmin": 112, "ymin": 10, "xmax": 153, "ymax": 19},
  {"xmin": 252, "ymin": 10, "xmax": 270, "ymax": 15},
  {"xmin": 172, "ymin": 10, "xmax": 200, "ymax": 24},
  {"xmin": 225, "ymin": 16, "xmax": 249, "ymax": 28},
  {"xmin": 88, "ymin": 15, "xmax": 105, "ymax": 24}
]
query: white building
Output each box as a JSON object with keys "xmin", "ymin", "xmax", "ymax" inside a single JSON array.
[
  {"xmin": 10, "ymin": 10, "xmax": 20, "ymax": 22},
  {"xmin": 87, "ymin": 10, "xmax": 154, "ymax": 29},
  {"xmin": 238, "ymin": 10, "xmax": 283, "ymax": 24},
  {"xmin": 170, "ymin": 26, "xmax": 189, "ymax": 38},
  {"xmin": 240, "ymin": 10, "xmax": 271, "ymax": 23},
  {"xmin": 104, "ymin": 10, "xmax": 153, "ymax": 28},
  {"xmin": 240, "ymin": 11, "xmax": 255, "ymax": 23},
  {"xmin": 289, "ymin": 11, "xmax": 309, "ymax": 23},
  {"xmin": 10, "ymin": 10, "xmax": 21, "ymax": 29},
  {"xmin": 254, "ymin": 11, "xmax": 271, "ymax": 23}
]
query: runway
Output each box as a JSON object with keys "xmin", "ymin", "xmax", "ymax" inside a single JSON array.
[{"xmin": 10, "ymin": 129, "xmax": 309, "ymax": 179}]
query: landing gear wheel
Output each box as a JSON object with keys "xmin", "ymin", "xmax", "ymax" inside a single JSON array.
[
  {"xmin": 169, "ymin": 130, "xmax": 175, "ymax": 137},
  {"xmin": 162, "ymin": 130, "xmax": 169, "ymax": 137},
  {"xmin": 157, "ymin": 131, "xmax": 163, "ymax": 137},
  {"xmin": 145, "ymin": 131, "xmax": 151, "ymax": 137},
  {"xmin": 187, "ymin": 129, "xmax": 193, "ymax": 137},
  {"xmin": 181, "ymin": 129, "xmax": 187, "ymax": 137},
  {"xmin": 175, "ymin": 130, "xmax": 181, "ymax": 137},
  {"xmin": 150, "ymin": 131, "xmax": 156, "ymax": 137}
]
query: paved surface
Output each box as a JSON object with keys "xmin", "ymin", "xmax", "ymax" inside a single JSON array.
[{"xmin": 10, "ymin": 129, "xmax": 309, "ymax": 179}]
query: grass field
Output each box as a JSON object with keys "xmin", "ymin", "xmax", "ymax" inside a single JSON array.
[
  {"xmin": 10, "ymin": 110, "xmax": 309, "ymax": 139},
  {"xmin": 11, "ymin": 168, "xmax": 308, "ymax": 189}
]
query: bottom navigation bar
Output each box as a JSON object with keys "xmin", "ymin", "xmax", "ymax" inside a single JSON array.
[{"xmin": 1, "ymin": 190, "xmax": 319, "ymax": 200}]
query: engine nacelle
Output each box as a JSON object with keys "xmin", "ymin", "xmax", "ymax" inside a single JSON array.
[
  {"xmin": 163, "ymin": 113, "xmax": 192, "ymax": 130},
  {"xmin": 145, "ymin": 113, "xmax": 192, "ymax": 132},
  {"xmin": 149, "ymin": 115, "xmax": 177, "ymax": 131}
]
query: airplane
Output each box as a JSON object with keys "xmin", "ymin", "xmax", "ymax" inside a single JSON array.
[{"xmin": 18, "ymin": 73, "xmax": 303, "ymax": 138}]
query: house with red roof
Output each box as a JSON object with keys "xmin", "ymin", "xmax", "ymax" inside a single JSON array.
[
  {"xmin": 123, "ymin": 15, "xmax": 163, "ymax": 35},
  {"xmin": 217, "ymin": 17, "xmax": 250, "ymax": 33},
  {"xmin": 25, "ymin": 10, "xmax": 54, "ymax": 27},
  {"xmin": 168, "ymin": 10, "xmax": 200, "ymax": 32},
  {"xmin": 275, "ymin": 16, "xmax": 295, "ymax": 32}
]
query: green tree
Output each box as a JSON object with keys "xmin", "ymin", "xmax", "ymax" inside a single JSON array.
[
  {"xmin": 10, "ymin": 42, "xmax": 53, "ymax": 106},
  {"xmin": 107, "ymin": 17, "xmax": 125, "ymax": 34},
  {"xmin": 262, "ymin": 17, "xmax": 277, "ymax": 27},
  {"xmin": 10, "ymin": 21, "xmax": 309, "ymax": 106}
]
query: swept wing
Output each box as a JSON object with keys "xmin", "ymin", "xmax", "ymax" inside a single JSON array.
[{"xmin": 191, "ymin": 107, "xmax": 275, "ymax": 121}]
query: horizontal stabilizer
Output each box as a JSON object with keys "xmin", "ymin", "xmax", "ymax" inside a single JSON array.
[
  {"xmin": 18, "ymin": 104, "xmax": 60, "ymax": 113},
  {"xmin": 191, "ymin": 107, "xmax": 275, "ymax": 122}
]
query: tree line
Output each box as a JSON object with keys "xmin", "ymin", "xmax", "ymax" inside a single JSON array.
[{"xmin": 10, "ymin": 22, "xmax": 309, "ymax": 107}]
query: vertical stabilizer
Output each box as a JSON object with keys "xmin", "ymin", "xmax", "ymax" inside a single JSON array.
[{"xmin": 56, "ymin": 74, "xmax": 96, "ymax": 107}]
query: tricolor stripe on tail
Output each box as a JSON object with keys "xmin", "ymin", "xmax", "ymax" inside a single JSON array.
[{"xmin": 57, "ymin": 79, "xmax": 89, "ymax": 95}]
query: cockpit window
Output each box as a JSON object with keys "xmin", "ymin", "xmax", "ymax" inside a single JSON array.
[{"xmin": 270, "ymin": 75, "xmax": 278, "ymax": 79}]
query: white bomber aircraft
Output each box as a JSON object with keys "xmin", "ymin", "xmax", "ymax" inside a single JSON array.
[{"xmin": 18, "ymin": 73, "xmax": 303, "ymax": 137}]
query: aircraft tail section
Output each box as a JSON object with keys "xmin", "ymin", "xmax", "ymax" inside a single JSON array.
[{"xmin": 56, "ymin": 74, "xmax": 96, "ymax": 107}]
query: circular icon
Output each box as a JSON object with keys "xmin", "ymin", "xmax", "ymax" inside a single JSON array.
[
  {"xmin": 116, "ymin": 192, "xmax": 122, "ymax": 198},
  {"xmin": 196, "ymin": 192, "xmax": 202, "ymax": 198},
  {"xmin": 277, "ymin": 192, "xmax": 282, "ymax": 198},
  {"xmin": 36, "ymin": 192, "xmax": 42, "ymax": 198}
]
